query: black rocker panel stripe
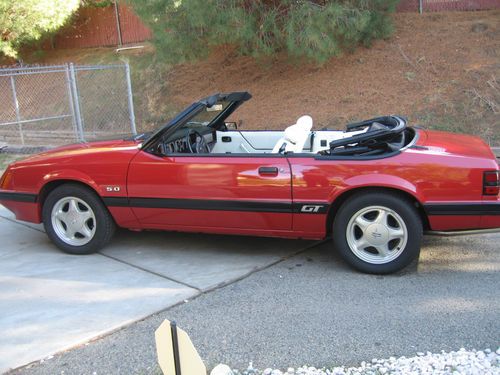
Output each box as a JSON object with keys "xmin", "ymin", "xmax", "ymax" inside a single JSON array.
[
  {"xmin": 103, "ymin": 197, "xmax": 330, "ymax": 214},
  {"xmin": 129, "ymin": 197, "xmax": 291, "ymax": 213},
  {"xmin": 424, "ymin": 203, "xmax": 500, "ymax": 216},
  {"xmin": 0, "ymin": 192, "xmax": 37, "ymax": 203}
]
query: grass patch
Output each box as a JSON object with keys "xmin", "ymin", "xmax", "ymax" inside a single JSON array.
[{"xmin": 0, "ymin": 153, "xmax": 24, "ymax": 174}]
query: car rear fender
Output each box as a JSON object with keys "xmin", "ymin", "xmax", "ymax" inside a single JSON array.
[
  {"xmin": 337, "ymin": 174, "xmax": 423, "ymax": 202},
  {"xmin": 324, "ymin": 174, "xmax": 428, "ymax": 235}
]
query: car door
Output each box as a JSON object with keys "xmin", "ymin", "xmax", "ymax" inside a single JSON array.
[{"xmin": 126, "ymin": 151, "xmax": 293, "ymax": 233}]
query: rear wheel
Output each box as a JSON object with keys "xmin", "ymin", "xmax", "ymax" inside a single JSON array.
[
  {"xmin": 42, "ymin": 184, "xmax": 115, "ymax": 254},
  {"xmin": 332, "ymin": 192, "xmax": 422, "ymax": 274}
]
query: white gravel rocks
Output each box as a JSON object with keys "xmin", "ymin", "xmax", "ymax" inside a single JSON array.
[{"xmin": 229, "ymin": 348, "xmax": 499, "ymax": 375}]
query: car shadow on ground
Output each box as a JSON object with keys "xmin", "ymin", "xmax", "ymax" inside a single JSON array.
[
  {"xmin": 107, "ymin": 228, "xmax": 484, "ymax": 286},
  {"xmin": 101, "ymin": 228, "xmax": 316, "ymax": 291}
]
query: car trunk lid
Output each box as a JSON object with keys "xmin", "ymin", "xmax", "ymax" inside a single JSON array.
[{"xmin": 418, "ymin": 129, "xmax": 496, "ymax": 160}]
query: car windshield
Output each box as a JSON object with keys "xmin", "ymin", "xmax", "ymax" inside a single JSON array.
[
  {"xmin": 184, "ymin": 101, "xmax": 231, "ymax": 128},
  {"xmin": 139, "ymin": 92, "xmax": 251, "ymax": 150},
  {"xmin": 134, "ymin": 100, "xmax": 230, "ymax": 144}
]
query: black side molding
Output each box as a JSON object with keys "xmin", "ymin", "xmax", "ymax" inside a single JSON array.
[
  {"xmin": 103, "ymin": 196, "xmax": 329, "ymax": 215},
  {"xmin": 424, "ymin": 203, "xmax": 500, "ymax": 216},
  {"xmin": 0, "ymin": 192, "xmax": 37, "ymax": 203}
]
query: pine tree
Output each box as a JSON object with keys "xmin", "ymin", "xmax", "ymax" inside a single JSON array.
[{"xmin": 128, "ymin": 0, "xmax": 399, "ymax": 64}]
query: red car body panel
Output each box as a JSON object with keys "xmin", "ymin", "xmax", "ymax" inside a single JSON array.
[
  {"xmin": 1, "ymin": 128, "xmax": 499, "ymax": 239},
  {"xmin": 126, "ymin": 151, "xmax": 295, "ymax": 235}
]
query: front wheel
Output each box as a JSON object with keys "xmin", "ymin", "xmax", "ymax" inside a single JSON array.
[
  {"xmin": 332, "ymin": 192, "xmax": 422, "ymax": 274},
  {"xmin": 42, "ymin": 183, "xmax": 116, "ymax": 255}
]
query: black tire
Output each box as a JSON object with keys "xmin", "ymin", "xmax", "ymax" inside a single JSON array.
[
  {"xmin": 42, "ymin": 183, "xmax": 116, "ymax": 255},
  {"xmin": 332, "ymin": 191, "xmax": 422, "ymax": 274}
]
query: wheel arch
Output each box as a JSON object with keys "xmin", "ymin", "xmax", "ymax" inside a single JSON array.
[
  {"xmin": 37, "ymin": 178, "xmax": 108, "ymax": 223},
  {"xmin": 325, "ymin": 186, "xmax": 430, "ymax": 236},
  {"xmin": 39, "ymin": 178, "xmax": 96, "ymax": 204},
  {"xmin": 39, "ymin": 178, "xmax": 117, "ymax": 254}
]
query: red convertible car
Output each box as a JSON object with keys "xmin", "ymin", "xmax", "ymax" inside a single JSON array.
[{"xmin": 0, "ymin": 92, "xmax": 499, "ymax": 274}]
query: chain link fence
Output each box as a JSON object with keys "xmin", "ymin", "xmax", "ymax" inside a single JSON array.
[
  {"xmin": 0, "ymin": 64, "xmax": 136, "ymax": 149},
  {"xmin": 398, "ymin": 0, "xmax": 500, "ymax": 12}
]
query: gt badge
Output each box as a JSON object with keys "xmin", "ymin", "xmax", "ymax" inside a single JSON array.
[{"xmin": 301, "ymin": 205, "xmax": 323, "ymax": 213}]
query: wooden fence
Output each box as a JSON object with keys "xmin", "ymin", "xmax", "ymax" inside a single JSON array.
[{"xmin": 49, "ymin": 3, "xmax": 151, "ymax": 49}]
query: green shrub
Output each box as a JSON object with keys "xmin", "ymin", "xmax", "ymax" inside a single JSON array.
[
  {"xmin": 128, "ymin": 0, "xmax": 399, "ymax": 64},
  {"xmin": 0, "ymin": 0, "xmax": 80, "ymax": 58}
]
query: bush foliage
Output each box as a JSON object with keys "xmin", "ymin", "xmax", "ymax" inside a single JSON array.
[
  {"xmin": 128, "ymin": 0, "xmax": 399, "ymax": 64},
  {"xmin": 0, "ymin": 0, "xmax": 80, "ymax": 58}
]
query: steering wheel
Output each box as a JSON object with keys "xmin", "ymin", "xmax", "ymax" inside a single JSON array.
[{"xmin": 186, "ymin": 129, "xmax": 210, "ymax": 154}]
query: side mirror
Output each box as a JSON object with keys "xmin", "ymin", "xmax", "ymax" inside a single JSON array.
[{"xmin": 225, "ymin": 121, "xmax": 238, "ymax": 130}]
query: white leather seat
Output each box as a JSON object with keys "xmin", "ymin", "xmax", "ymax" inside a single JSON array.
[{"xmin": 272, "ymin": 115, "xmax": 313, "ymax": 153}]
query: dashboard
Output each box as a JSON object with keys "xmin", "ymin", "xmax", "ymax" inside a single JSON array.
[
  {"xmin": 165, "ymin": 137, "xmax": 191, "ymax": 153},
  {"xmin": 160, "ymin": 124, "xmax": 216, "ymax": 154}
]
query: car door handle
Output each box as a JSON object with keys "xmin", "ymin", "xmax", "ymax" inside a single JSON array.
[{"xmin": 258, "ymin": 167, "xmax": 279, "ymax": 177}]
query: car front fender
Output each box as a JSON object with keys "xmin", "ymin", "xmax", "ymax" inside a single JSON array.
[{"xmin": 38, "ymin": 169, "xmax": 102, "ymax": 197}]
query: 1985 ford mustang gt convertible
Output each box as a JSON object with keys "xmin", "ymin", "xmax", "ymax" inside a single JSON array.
[{"xmin": 1, "ymin": 92, "xmax": 499, "ymax": 274}]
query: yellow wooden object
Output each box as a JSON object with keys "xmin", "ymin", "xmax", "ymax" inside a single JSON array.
[{"xmin": 155, "ymin": 319, "xmax": 207, "ymax": 375}]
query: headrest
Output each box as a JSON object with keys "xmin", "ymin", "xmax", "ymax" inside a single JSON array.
[
  {"xmin": 284, "ymin": 115, "xmax": 313, "ymax": 144},
  {"xmin": 296, "ymin": 115, "xmax": 313, "ymax": 130}
]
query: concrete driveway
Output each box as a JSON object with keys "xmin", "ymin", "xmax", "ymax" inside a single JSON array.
[
  {"xmin": 10, "ymin": 228, "xmax": 500, "ymax": 375},
  {"xmin": 0, "ymin": 205, "xmax": 313, "ymax": 373}
]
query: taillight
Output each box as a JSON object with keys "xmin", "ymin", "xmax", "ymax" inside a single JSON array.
[{"xmin": 483, "ymin": 171, "xmax": 500, "ymax": 196}]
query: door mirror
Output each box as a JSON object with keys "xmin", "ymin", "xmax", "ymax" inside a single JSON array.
[{"xmin": 225, "ymin": 121, "xmax": 238, "ymax": 130}]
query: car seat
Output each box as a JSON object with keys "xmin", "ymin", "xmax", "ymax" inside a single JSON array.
[{"xmin": 272, "ymin": 115, "xmax": 313, "ymax": 153}]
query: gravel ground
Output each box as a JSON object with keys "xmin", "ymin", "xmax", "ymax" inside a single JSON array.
[
  {"xmin": 229, "ymin": 348, "xmax": 500, "ymax": 374},
  {"xmin": 13, "ymin": 234, "xmax": 500, "ymax": 375}
]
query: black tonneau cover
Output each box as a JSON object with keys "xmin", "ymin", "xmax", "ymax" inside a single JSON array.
[{"xmin": 325, "ymin": 116, "xmax": 408, "ymax": 157}]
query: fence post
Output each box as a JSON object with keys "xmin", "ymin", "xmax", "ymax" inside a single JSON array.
[
  {"xmin": 64, "ymin": 64, "xmax": 79, "ymax": 142},
  {"xmin": 68, "ymin": 63, "xmax": 85, "ymax": 142},
  {"xmin": 114, "ymin": 0, "xmax": 123, "ymax": 47},
  {"xmin": 9, "ymin": 75, "xmax": 24, "ymax": 145},
  {"xmin": 124, "ymin": 63, "xmax": 137, "ymax": 135}
]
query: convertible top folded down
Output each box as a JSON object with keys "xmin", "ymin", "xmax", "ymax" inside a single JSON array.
[{"xmin": 323, "ymin": 115, "xmax": 412, "ymax": 157}]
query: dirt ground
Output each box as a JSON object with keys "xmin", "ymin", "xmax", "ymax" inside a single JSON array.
[
  {"xmin": 8, "ymin": 10, "xmax": 500, "ymax": 145},
  {"xmin": 166, "ymin": 11, "xmax": 499, "ymax": 143}
]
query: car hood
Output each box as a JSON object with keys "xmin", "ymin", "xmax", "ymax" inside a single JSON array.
[
  {"xmin": 13, "ymin": 139, "xmax": 141, "ymax": 165},
  {"xmin": 419, "ymin": 129, "xmax": 496, "ymax": 160}
]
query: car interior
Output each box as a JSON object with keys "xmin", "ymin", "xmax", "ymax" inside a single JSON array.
[
  {"xmin": 210, "ymin": 116, "xmax": 369, "ymax": 154},
  {"xmin": 155, "ymin": 115, "xmax": 415, "ymax": 157},
  {"xmin": 147, "ymin": 92, "xmax": 416, "ymax": 158}
]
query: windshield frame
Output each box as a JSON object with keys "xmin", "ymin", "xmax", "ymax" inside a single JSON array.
[{"xmin": 140, "ymin": 92, "xmax": 251, "ymax": 153}]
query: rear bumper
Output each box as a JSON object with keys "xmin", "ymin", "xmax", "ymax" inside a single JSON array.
[{"xmin": 0, "ymin": 191, "xmax": 41, "ymax": 223}]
